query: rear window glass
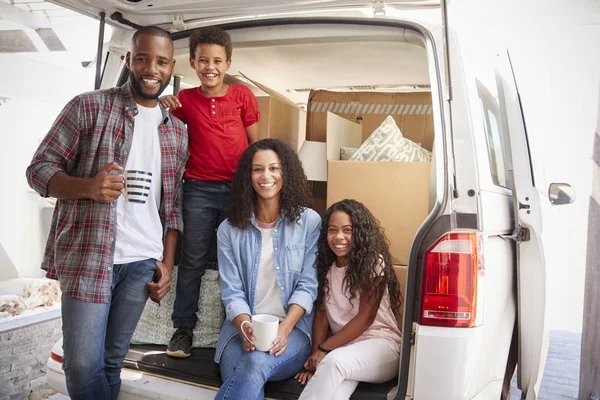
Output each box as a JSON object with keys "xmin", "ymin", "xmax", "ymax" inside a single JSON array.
[{"xmin": 477, "ymin": 79, "xmax": 509, "ymax": 188}]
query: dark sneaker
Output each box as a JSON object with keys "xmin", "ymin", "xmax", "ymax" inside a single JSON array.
[{"xmin": 167, "ymin": 328, "xmax": 193, "ymax": 358}]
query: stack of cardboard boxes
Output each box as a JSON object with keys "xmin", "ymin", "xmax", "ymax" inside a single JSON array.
[
  {"xmin": 306, "ymin": 90, "xmax": 433, "ymax": 266},
  {"xmin": 307, "ymin": 90, "xmax": 434, "ymax": 331}
]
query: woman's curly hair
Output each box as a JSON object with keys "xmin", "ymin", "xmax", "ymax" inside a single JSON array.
[
  {"xmin": 316, "ymin": 199, "xmax": 402, "ymax": 318},
  {"xmin": 227, "ymin": 139, "xmax": 312, "ymax": 229}
]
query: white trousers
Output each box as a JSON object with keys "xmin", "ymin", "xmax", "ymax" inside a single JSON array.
[{"xmin": 298, "ymin": 338, "xmax": 400, "ymax": 400}]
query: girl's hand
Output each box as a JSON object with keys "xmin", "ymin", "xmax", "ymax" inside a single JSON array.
[
  {"xmin": 304, "ymin": 348, "xmax": 327, "ymax": 372},
  {"xmin": 294, "ymin": 369, "xmax": 314, "ymax": 385},
  {"xmin": 269, "ymin": 322, "xmax": 292, "ymax": 356},
  {"xmin": 159, "ymin": 95, "xmax": 182, "ymax": 110}
]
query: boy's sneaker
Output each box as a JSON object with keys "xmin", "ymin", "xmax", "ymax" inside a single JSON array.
[{"xmin": 167, "ymin": 328, "xmax": 193, "ymax": 358}]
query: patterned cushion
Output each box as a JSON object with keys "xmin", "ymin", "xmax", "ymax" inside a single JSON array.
[
  {"xmin": 349, "ymin": 116, "xmax": 432, "ymax": 162},
  {"xmin": 131, "ymin": 267, "xmax": 224, "ymax": 348},
  {"xmin": 340, "ymin": 146, "xmax": 358, "ymax": 160}
]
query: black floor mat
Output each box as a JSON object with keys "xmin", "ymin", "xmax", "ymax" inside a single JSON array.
[{"xmin": 125, "ymin": 344, "xmax": 396, "ymax": 399}]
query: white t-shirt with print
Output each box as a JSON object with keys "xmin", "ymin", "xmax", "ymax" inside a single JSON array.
[{"xmin": 113, "ymin": 104, "xmax": 164, "ymax": 264}]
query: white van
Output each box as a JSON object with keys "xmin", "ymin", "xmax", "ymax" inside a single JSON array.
[{"xmin": 41, "ymin": 0, "xmax": 595, "ymax": 399}]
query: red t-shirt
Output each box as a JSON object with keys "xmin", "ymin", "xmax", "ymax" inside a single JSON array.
[{"xmin": 171, "ymin": 84, "xmax": 260, "ymax": 181}]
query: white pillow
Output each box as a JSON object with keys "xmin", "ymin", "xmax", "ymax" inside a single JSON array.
[
  {"xmin": 349, "ymin": 116, "xmax": 431, "ymax": 162},
  {"xmin": 340, "ymin": 146, "xmax": 359, "ymax": 160}
]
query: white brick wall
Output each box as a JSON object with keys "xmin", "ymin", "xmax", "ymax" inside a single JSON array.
[{"xmin": 0, "ymin": 316, "xmax": 61, "ymax": 400}]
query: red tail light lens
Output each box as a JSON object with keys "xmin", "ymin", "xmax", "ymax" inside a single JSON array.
[
  {"xmin": 50, "ymin": 351, "xmax": 63, "ymax": 364},
  {"xmin": 420, "ymin": 232, "xmax": 483, "ymax": 327}
]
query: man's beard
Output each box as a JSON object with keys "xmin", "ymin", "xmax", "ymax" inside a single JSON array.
[{"xmin": 129, "ymin": 70, "xmax": 171, "ymax": 101}]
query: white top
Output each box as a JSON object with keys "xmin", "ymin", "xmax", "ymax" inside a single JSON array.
[
  {"xmin": 113, "ymin": 104, "xmax": 164, "ymax": 264},
  {"xmin": 253, "ymin": 225, "xmax": 286, "ymax": 319}
]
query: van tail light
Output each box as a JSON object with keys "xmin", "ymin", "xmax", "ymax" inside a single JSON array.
[
  {"xmin": 50, "ymin": 351, "xmax": 63, "ymax": 364},
  {"xmin": 420, "ymin": 232, "xmax": 483, "ymax": 328}
]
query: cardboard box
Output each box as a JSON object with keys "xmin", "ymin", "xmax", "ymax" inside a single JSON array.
[
  {"xmin": 307, "ymin": 89, "xmax": 434, "ymax": 150},
  {"xmin": 325, "ymin": 112, "xmax": 362, "ymax": 162},
  {"xmin": 225, "ymin": 75, "xmax": 306, "ymax": 152},
  {"xmin": 307, "ymin": 89, "xmax": 434, "ymax": 217},
  {"xmin": 327, "ymin": 160, "xmax": 430, "ymax": 265}
]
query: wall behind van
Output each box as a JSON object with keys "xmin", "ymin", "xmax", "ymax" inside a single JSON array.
[
  {"xmin": 0, "ymin": 52, "xmax": 95, "ymax": 279},
  {"xmin": 0, "ymin": 8, "xmax": 106, "ymax": 280}
]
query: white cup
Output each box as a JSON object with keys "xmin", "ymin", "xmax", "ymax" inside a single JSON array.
[
  {"xmin": 240, "ymin": 314, "xmax": 279, "ymax": 352},
  {"xmin": 121, "ymin": 170, "xmax": 153, "ymax": 204}
]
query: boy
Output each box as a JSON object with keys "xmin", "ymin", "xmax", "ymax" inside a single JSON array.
[{"xmin": 160, "ymin": 26, "xmax": 260, "ymax": 358}]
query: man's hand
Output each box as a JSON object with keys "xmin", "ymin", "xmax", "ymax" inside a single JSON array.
[
  {"xmin": 87, "ymin": 162, "xmax": 124, "ymax": 202},
  {"xmin": 147, "ymin": 260, "xmax": 173, "ymax": 303},
  {"xmin": 159, "ymin": 95, "xmax": 182, "ymax": 110}
]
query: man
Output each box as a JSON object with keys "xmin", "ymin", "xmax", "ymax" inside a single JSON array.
[{"xmin": 26, "ymin": 26, "xmax": 187, "ymax": 400}]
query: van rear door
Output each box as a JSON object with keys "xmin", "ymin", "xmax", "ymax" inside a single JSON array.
[
  {"xmin": 442, "ymin": 0, "xmax": 549, "ymax": 396},
  {"xmin": 495, "ymin": 51, "xmax": 549, "ymax": 400}
]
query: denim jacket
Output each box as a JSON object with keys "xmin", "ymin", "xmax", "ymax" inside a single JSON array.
[{"xmin": 214, "ymin": 208, "xmax": 321, "ymax": 362}]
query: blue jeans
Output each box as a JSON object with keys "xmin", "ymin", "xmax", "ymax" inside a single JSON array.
[
  {"xmin": 216, "ymin": 327, "xmax": 311, "ymax": 400},
  {"xmin": 61, "ymin": 259, "xmax": 156, "ymax": 400},
  {"xmin": 172, "ymin": 179, "xmax": 230, "ymax": 329}
]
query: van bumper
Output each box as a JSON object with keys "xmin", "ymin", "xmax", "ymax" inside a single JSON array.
[{"xmin": 411, "ymin": 325, "xmax": 509, "ymax": 400}]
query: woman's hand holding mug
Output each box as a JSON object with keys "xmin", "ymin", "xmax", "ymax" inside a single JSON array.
[
  {"xmin": 234, "ymin": 314, "xmax": 255, "ymax": 352},
  {"xmin": 269, "ymin": 321, "xmax": 292, "ymax": 357},
  {"xmin": 239, "ymin": 314, "xmax": 279, "ymax": 353}
]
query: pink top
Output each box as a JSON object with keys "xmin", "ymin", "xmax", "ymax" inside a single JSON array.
[{"xmin": 324, "ymin": 262, "xmax": 402, "ymax": 350}]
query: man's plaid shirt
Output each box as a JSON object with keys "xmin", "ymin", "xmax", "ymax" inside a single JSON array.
[{"xmin": 26, "ymin": 82, "xmax": 188, "ymax": 303}]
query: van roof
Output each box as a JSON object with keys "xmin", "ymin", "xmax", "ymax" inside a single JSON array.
[{"xmin": 48, "ymin": 0, "xmax": 440, "ymax": 29}]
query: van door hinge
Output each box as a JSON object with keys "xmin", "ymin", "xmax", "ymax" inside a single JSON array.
[
  {"xmin": 501, "ymin": 226, "xmax": 531, "ymax": 242},
  {"xmin": 410, "ymin": 329, "xmax": 416, "ymax": 344},
  {"xmin": 172, "ymin": 14, "xmax": 186, "ymax": 31},
  {"xmin": 372, "ymin": 0, "xmax": 386, "ymax": 16},
  {"xmin": 516, "ymin": 226, "xmax": 530, "ymax": 242}
]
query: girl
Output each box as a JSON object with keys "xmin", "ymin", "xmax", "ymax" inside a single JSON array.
[
  {"xmin": 214, "ymin": 139, "xmax": 321, "ymax": 400},
  {"xmin": 296, "ymin": 199, "xmax": 403, "ymax": 400}
]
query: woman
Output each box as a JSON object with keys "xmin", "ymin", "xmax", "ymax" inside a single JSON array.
[{"xmin": 214, "ymin": 139, "xmax": 321, "ymax": 399}]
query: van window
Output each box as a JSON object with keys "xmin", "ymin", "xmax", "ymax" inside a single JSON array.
[{"xmin": 477, "ymin": 79, "xmax": 509, "ymax": 188}]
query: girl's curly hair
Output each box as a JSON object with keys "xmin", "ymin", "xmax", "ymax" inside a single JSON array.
[
  {"xmin": 227, "ymin": 139, "xmax": 312, "ymax": 229},
  {"xmin": 316, "ymin": 199, "xmax": 402, "ymax": 319}
]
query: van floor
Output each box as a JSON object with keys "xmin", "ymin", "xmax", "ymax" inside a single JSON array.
[{"xmin": 125, "ymin": 344, "xmax": 397, "ymax": 399}]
